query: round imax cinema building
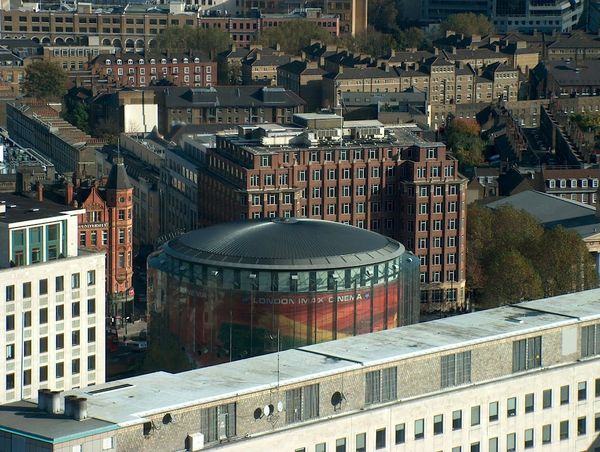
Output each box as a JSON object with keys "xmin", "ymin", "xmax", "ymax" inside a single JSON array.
[{"xmin": 148, "ymin": 218, "xmax": 419, "ymax": 365}]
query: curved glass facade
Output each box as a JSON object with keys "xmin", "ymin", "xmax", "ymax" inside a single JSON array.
[{"xmin": 148, "ymin": 248, "xmax": 420, "ymax": 365}]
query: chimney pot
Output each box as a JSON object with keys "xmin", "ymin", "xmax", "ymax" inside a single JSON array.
[{"xmin": 36, "ymin": 182, "xmax": 44, "ymax": 202}]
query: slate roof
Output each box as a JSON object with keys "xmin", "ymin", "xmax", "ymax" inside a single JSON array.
[
  {"xmin": 164, "ymin": 218, "xmax": 405, "ymax": 270},
  {"xmin": 277, "ymin": 60, "xmax": 325, "ymax": 76},
  {"xmin": 485, "ymin": 190, "xmax": 600, "ymax": 238},
  {"xmin": 157, "ymin": 86, "xmax": 305, "ymax": 108},
  {"xmin": 105, "ymin": 157, "xmax": 132, "ymax": 190},
  {"xmin": 545, "ymin": 60, "xmax": 600, "ymax": 86}
]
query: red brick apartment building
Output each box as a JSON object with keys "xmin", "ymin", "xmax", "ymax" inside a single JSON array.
[
  {"xmin": 198, "ymin": 116, "xmax": 467, "ymax": 308},
  {"xmin": 89, "ymin": 52, "xmax": 215, "ymax": 88}
]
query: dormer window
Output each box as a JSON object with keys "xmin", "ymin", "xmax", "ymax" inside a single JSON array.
[
  {"xmin": 161, "ymin": 58, "xmax": 167, "ymax": 64},
  {"xmin": 172, "ymin": 58, "xmax": 178, "ymax": 64},
  {"xmin": 560, "ymin": 179, "xmax": 566, "ymax": 188},
  {"xmin": 105, "ymin": 59, "xmax": 111, "ymax": 65},
  {"xmin": 570, "ymin": 179, "xmax": 577, "ymax": 188},
  {"xmin": 127, "ymin": 59, "xmax": 133, "ymax": 65},
  {"xmin": 139, "ymin": 59, "xmax": 144, "ymax": 64},
  {"xmin": 593, "ymin": 179, "xmax": 599, "ymax": 188},
  {"xmin": 581, "ymin": 178, "xmax": 588, "ymax": 188},
  {"xmin": 150, "ymin": 58, "xmax": 156, "ymax": 64},
  {"xmin": 194, "ymin": 57, "xmax": 200, "ymax": 63},
  {"xmin": 183, "ymin": 57, "xmax": 188, "ymax": 63},
  {"xmin": 116, "ymin": 59, "xmax": 122, "ymax": 65},
  {"xmin": 548, "ymin": 179, "xmax": 556, "ymax": 188}
]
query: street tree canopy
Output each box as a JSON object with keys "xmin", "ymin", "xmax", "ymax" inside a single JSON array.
[
  {"xmin": 447, "ymin": 118, "xmax": 486, "ymax": 169},
  {"xmin": 440, "ymin": 13, "xmax": 495, "ymax": 37},
  {"xmin": 467, "ymin": 205, "xmax": 597, "ymax": 308},
  {"xmin": 257, "ymin": 21, "xmax": 333, "ymax": 55},
  {"xmin": 157, "ymin": 26, "xmax": 232, "ymax": 58},
  {"xmin": 23, "ymin": 61, "xmax": 68, "ymax": 100}
]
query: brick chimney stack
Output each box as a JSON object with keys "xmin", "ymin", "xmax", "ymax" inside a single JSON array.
[
  {"xmin": 36, "ymin": 182, "xmax": 44, "ymax": 202},
  {"xmin": 66, "ymin": 182, "xmax": 74, "ymax": 206}
]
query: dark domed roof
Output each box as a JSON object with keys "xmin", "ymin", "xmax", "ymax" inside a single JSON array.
[{"xmin": 165, "ymin": 218, "xmax": 405, "ymax": 270}]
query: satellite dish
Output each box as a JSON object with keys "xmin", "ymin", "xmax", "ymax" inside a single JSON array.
[
  {"xmin": 331, "ymin": 391, "xmax": 344, "ymax": 407},
  {"xmin": 263, "ymin": 404, "xmax": 271, "ymax": 416},
  {"xmin": 253, "ymin": 408, "xmax": 263, "ymax": 420},
  {"xmin": 277, "ymin": 401, "xmax": 284, "ymax": 412}
]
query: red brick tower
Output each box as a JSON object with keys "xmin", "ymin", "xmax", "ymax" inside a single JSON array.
[{"xmin": 104, "ymin": 157, "xmax": 134, "ymax": 317}]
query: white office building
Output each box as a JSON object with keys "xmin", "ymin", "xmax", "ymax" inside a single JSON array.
[{"xmin": 0, "ymin": 192, "xmax": 106, "ymax": 404}]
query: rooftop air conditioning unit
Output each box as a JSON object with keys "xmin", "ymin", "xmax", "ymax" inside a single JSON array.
[{"xmin": 187, "ymin": 433, "xmax": 205, "ymax": 451}]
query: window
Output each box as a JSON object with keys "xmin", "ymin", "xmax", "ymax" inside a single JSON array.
[
  {"xmin": 87, "ymin": 299, "xmax": 96, "ymax": 314},
  {"xmin": 543, "ymin": 389, "xmax": 552, "ymax": 408},
  {"xmin": 524, "ymin": 428, "xmax": 534, "ymax": 448},
  {"xmin": 433, "ymin": 414, "xmax": 443, "ymax": 435},
  {"xmin": 5, "ymin": 285, "xmax": 15, "ymax": 302},
  {"xmin": 356, "ymin": 433, "xmax": 366, "ymax": 452},
  {"xmin": 414, "ymin": 419, "xmax": 424, "ymax": 439},
  {"xmin": 507, "ymin": 397, "xmax": 516, "ymax": 417},
  {"xmin": 72, "ymin": 302, "xmax": 80, "ymax": 318},
  {"xmin": 375, "ymin": 428, "xmax": 386, "ymax": 449},
  {"xmin": 365, "ymin": 367, "xmax": 397, "ymax": 405},
  {"xmin": 56, "ymin": 276, "xmax": 64, "ymax": 292},
  {"xmin": 6, "ymin": 315, "xmax": 14, "ymax": 331},
  {"xmin": 506, "ymin": 433, "xmax": 516, "ymax": 452},
  {"xmin": 560, "ymin": 420, "xmax": 569, "ymax": 440},
  {"xmin": 577, "ymin": 416, "xmax": 587, "ymax": 436},
  {"xmin": 39, "ymin": 279, "xmax": 48, "ymax": 295},
  {"xmin": 88, "ymin": 355, "xmax": 96, "ymax": 371},
  {"xmin": 285, "ymin": 384, "xmax": 319, "ymax": 424},
  {"xmin": 440, "ymin": 351, "xmax": 471, "ymax": 387},
  {"xmin": 24, "ymin": 341, "xmax": 32, "ymax": 357},
  {"xmin": 596, "ymin": 378, "xmax": 600, "ymax": 398},
  {"xmin": 56, "ymin": 362, "xmax": 64, "ymax": 379},
  {"xmin": 523, "ymin": 393, "xmax": 534, "ymax": 413},
  {"xmin": 394, "ymin": 423, "xmax": 405, "ymax": 444},
  {"xmin": 452, "ymin": 410, "xmax": 462, "ymax": 430},
  {"xmin": 470, "ymin": 442, "xmax": 480, "ymax": 452},
  {"xmin": 334, "ymin": 438, "xmax": 345, "ymax": 452},
  {"xmin": 470, "ymin": 405, "xmax": 480, "ymax": 426},
  {"xmin": 88, "ymin": 327, "xmax": 96, "ymax": 343},
  {"xmin": 488, "ymin": 437, "xmax": 498, "ymax": 452},
  {"xmin": 315, "ymin": 444, "xmax": 326, "ymax": 452},
  {"xmin": 6, "ymin": 344, "xmax": 14, "ymax": 361},
  {"xmin": 489, "ymin": 401, "xmax": 499, "ymax": 422},
  {"xmin": 23, "ymin": 282, "xmax": 31, "ymax": 298},
  {"xmin": 578, "ymin": 381, "xmax": 587, "ymax": 401},
  {"xmin": 56, "ymin": 334, "xmax": 64, "ymax": 350},
  {"xmin": 6, "ymin": 373, "xmax": 15, "ymax": 390},
  {"xmin": 72, "ymin": 358, "xmax": 80, "ymax": 375},
  {"xmin": 87, "ymin": 271, "xmax": 95, "ymax": 286},
  {"xmin": 23, "ymin": 311, "xmax": 31, "ymax": 328},
  {"xmin": 39, "ymin": 308, "xmax": 48, "ymax": 324},
  {"xmin": 596, "ymin": 412, "xmax": 600, "ymax": 432},
  {"xmin": 56, "ymin": 304, "xmax": 64, "ymax": 321},
  {"xmin": 581, "ymin": 324, "xmax": 600, "ymax": 357},
  {"xmin": 512, "ymin": 336, "xmax": 542, "ymax": 372},
  {"xmin": 39, "ymin": 337, "xmax": 48, "ymax": 353},
  {"xmin": 71, "ymin": 273, "xmax": 80, "ymax": 289},
  {"xmin": 72, "ymin": 330, "xmax": 80, "ymax": 346},
  {"xmin": 542, "ymin": 424, "xmax": 551, "ymax": 444},
  {"xmin": 40, "ymin": 365, "xmax": 48, "ymax": 382},
  {"xmin": 23, "ymin": 370, "xmax": 31, "ymax": 386},
  {"xmin": 560, "ymin": 385, "xmax": 569, "ymax": 405}
]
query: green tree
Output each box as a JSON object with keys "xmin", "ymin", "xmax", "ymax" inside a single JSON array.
[
  {"xmin": 480, "ymin": 250, "xmax": 544, "ymax": 308},
  {"xmin": 394, "ymin": 27, "xmax": 430, "ymax": 51},
  {"xmin": 368, "ymin": 0, "xmax": 399, "ymax": 33},
  {"xmin": 22, "ymin": 61, "xmax": 68, "ymax": 100},
  {"xmin": 63, "ymin": 93, "xmax": 90, "ymax": 133},
  {"xmin": 257, "ymin": 21, "xmax": 333, "ymax": 55},
  {"xmin": 157, "ymin": 26, "xmax": 232, "ymax": 58},
  {"xmin": 440, "ymin": 13, "xmax": 495, "ymax": 37},
  {"xmin": 447, "ymin": 118, "xmax": 486, "ymax": 169},
  {"xmin": 338, "ymin": 28, "xmax": 397, "ymax": 58},
  {"xmin": 467, "ymin": 204, "xmax": 598, "ymax": 308}
]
